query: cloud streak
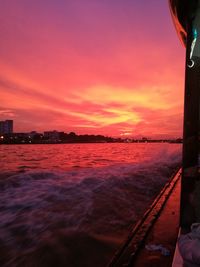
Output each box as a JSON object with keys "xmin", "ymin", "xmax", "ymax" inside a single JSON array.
[{"xmin": 0, "ymin": 0, "xmax": 185, "ymax": 137}]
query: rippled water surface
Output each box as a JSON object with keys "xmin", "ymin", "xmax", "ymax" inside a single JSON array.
[{"xmin": 0, "ymin": 143, "xmax": 181, "ymax": 267}]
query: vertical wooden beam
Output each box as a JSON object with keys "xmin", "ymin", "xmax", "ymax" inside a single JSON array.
[{"xmin": 181, "ymin": 23, "xmax": 200, "ymax": 229}]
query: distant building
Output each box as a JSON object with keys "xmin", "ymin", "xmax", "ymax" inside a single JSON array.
[
  {"xmin": 0, "ymin": 120, "xmax": 13, "ymax": 134},
  {"xmin": 29, "ymin": 131, "xmax": 39, "ymax": 138},
  {"xmin": 44, "ymin": 130, "xmax": 60, "ymax": 142}
]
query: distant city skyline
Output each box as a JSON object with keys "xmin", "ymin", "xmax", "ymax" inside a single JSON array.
[
  {"xmin": 0, "ymin": 1, "xmax": 184, "ymax": 138},
  {"xmin": 0, "ymin": 120, "xmax": 183, "ymax": 145},
  {"xmin": 0, "ymin": 119, "xmax": 182, "ymax": 140}
]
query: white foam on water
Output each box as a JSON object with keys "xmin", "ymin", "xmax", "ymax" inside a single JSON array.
[{"xmin": 0, "ymin": 144, "xmax": 181, "ymax": 266}]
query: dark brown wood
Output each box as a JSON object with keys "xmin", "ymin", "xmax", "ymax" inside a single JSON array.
[{"xmin": 181, "ymin": 23, "xmax": 200, "ymax": 229}]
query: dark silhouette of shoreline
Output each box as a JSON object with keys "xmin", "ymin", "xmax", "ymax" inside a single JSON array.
[{"xmin": 0, "ymin": 131, "xmax": 182, "ymax": 144}]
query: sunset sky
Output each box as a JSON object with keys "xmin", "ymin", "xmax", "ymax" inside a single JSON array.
[{"xmin": 0, "ymin": 0, "xmax": 185, "ymax": 138}]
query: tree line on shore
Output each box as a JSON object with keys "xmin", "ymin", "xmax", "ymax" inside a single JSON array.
[{"xmin": 0, "ymin": 131, "xmax": 182, "ymax": 144}]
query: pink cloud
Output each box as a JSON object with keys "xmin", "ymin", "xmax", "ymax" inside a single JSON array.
[{"xmin": 0, "ymin": 1, "xmax": 185, "ymax": 137}]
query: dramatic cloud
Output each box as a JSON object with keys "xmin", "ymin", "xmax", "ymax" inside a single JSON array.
[{"xmin": 0, "ymin": 0, "xmax": 185, "ymax": 137}]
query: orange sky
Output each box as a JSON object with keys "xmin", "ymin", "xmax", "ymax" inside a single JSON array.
[{"xmin": 0, "ymin": 1, "xmax": 185, "ymax": 138}]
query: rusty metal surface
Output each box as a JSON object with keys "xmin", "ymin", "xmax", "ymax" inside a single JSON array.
[{"xmin": 108, "ymin": 168, "xmax": 181, "ymax": 267}]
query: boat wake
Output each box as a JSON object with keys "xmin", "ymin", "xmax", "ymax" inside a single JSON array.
[{"xmin": 0, "ymin": 146, "xmax": 181, "ymax": 266}]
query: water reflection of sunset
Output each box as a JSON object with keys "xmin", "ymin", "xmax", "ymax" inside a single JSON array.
[{"xmin": 0, "ymin": 1, "xmax": 185, "ymax": 138}]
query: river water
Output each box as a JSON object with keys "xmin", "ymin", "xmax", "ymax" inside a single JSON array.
[{"xmin": 0, "ymin": 143, "xmax": 181, "ymax": 267}]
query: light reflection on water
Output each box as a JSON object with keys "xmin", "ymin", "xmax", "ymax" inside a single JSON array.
[
  {"xmin": 1, "ymin": 143, "xmax": 180, "ymax": 171},
  {"xmin": 0, "ymin": 143, "xmax": 181, "ymax": 267}
]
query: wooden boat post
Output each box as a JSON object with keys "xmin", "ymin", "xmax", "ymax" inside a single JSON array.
[{"xmin": 169, "ymin": 0, "xmax": 200, "ymax": 230}]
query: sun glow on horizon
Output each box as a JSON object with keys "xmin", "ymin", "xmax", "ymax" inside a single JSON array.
[{"xmin": 0, "ymin": 1, "xmax": 185, "ymax": 138}]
